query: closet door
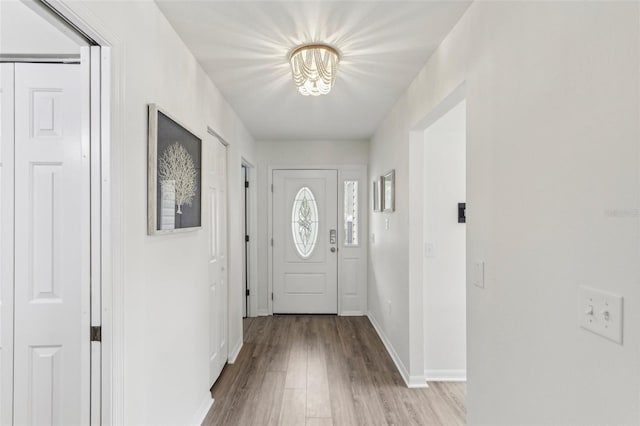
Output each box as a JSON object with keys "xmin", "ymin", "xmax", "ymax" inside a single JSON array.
[
  {"xmin": 208, "ymin": 136, "xmax": 228, "ymax": 386},
  {"xmin": 0, "ymin": 63, "xmax": 15, "ymax": 426},
  {"xmin": 13, "ymin": 63, "xmax": 90, "ymax": 425}
]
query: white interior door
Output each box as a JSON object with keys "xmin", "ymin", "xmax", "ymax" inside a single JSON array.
[
  {"xmin": 0, "ymin": 63, "xmax": 15, "ymax": 426},
  {"xmin": 273, "ymin": 169, "xmax": 338, "ymax": 314},
  {"xmin": 208, "ymin": 136, "xmax": 228, "ymax": 386},
  {"xmin": 11, "ymin": 63, "xmax": 90, "ymax": 425}
]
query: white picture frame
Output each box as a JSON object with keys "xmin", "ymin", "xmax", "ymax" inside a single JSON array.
[
  {"xmin": 148, "ymin": 104, "xmax": 203, "ymax": 235},
  {"xmin": 373, "ymin": 177, "xmax": 382, "ymax": 212},
  {"xmin": 382, "ymin": 169, "xmax": 395, "ymax": 212}
]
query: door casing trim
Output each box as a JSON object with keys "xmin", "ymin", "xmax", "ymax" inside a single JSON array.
[{"xmin": 35, "ymin": 1, "xmax": 125, "ymax": 423}]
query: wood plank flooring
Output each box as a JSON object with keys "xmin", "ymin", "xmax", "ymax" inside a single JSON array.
[{"xmin": 203, "ymin": 316, "xmax": 465, "ymax": 426}]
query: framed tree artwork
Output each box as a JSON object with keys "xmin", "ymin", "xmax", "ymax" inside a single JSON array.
[{"xmin": 148, "ymin": 104, "xmax": 202, "ymax": 235}]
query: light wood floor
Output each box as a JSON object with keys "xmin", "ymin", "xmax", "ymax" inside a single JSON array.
[{"xmin": 203, "ymin": 316, "xmax": 466, "ymax": 426}]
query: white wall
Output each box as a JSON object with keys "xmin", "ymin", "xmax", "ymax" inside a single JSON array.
[
  {"xmin": 57, "ymin": 1, "xmax": 256, "ymax": 424},
  {"xmin": 256, "ymin": 140, "xmax": 369, "ymax": 315},
  {"xmin": 423, "ymin": 100, "xmax": 466, "ymax": 381},
  {"xmin": 369, "ymin": 1, "xmax": 640, "ymax": 424},
  {"xmin": 0, "ymin": 0, "xmax": 82, "ymax": 55}
]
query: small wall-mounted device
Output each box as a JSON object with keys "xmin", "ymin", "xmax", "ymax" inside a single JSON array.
[{"xmin": 458, "ymin": 203, "xmax": 466, "ymax": 223}]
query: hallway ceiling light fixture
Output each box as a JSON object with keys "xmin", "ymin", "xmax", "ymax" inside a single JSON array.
[{"xmin": 289, "ymin": 44, "xmax": 339, "ymax": 97}]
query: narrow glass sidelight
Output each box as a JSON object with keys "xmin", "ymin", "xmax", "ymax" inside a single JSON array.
[
  {"xmin": 291, "ymin": 186, "xmax": 319, "ymax": 258},
  {"xmin": 344, "ymin": 180, "xmax": 359, "ymax": 246}
]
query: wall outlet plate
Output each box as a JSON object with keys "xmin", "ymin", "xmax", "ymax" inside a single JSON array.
[
  {"xmin": 579, "ymin": 286, "xmax": 623, "ymax": 344},
  {"xmin": 473, "ymin": 261, "xmax": 485, "ymax": 289}
]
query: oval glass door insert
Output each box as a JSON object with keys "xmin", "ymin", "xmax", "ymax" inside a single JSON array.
[{"xmin": 291, "ymin": 186, "xmax": 319, "ymax": 258}]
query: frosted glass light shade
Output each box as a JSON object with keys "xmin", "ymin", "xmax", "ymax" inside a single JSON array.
[{"xmin": 289, "ymin": 44, "xmax": 339, "ymax": 96}]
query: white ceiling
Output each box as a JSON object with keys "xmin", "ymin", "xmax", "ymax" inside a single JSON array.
[{"xmin": 155, "ymin": 1, "xmax": 471, "ymax": 141}]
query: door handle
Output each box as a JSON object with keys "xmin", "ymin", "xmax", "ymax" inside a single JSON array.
[
  {"xmin": 329, "ymin": 229, "xmax": 337, "ymax": 244},
  {"xmin": 330, "ymin": 247, "xmax": 337, "ymax": 253}
]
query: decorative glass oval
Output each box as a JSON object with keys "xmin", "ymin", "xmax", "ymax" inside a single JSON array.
[{"xmin": 291, "ymin": 187, "xmax": 319, "ymax": 258}]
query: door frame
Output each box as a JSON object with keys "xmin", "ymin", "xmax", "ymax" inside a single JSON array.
[
  {"xmin": 407, "ymin": 82, "xmax": 466, "ymax": 387},
  {"xmin": 267, "ymin": 164, "xmax": 368, "ymax": 316},
  {"xmin": 241, "ymin": 159, "xmax": 257, "ymax": 317},
  {"xmin": 36, "ymin": 1, "xmax": 122, "ymax": 423},
  {"xmin": 242, "ymin": 164, "xmax": 248, "ymax": 318}
]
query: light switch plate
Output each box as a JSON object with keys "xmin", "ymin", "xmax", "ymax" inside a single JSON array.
[
  {"xmin": 384, "ymin": 218, "xmax": 390, "ymax": 230},
  {"xmin": 579, "ymin": 286, "xmax": 623, "ymax": 344},
  {"xmin": 473, "ymin": 261, "xmax": 485, "ymax": 289},
  {"xmin": 424, "ymin": 242, "xmax": 435, "ymax": 258}
]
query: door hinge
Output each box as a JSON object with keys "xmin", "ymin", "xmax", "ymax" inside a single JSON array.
[
  {"xmin": 271, "ymin": 184, "xmax": 274, "ymax": 192},
  {"xmin": 458, "ymin": 202, "xmax": 466, "ymax": 223},
  {"xmin": 271, "ymin": 293, "xmax": 274, "ymax": 301},
  {"xmin": 245, "ymin": 235, "xmax": 250, "ymax": 242},
  {"xmin": 245, "ymin": 181, "xmax": 249, "ymax": 188},
  {"xmin": 90, "ymin": 326, "xmax": 101, "ymax": 342},
  {"xmin": 270, "ymin": 238, "xmax": 273, "ymax": 247},
  {"xmin": 246, "ymin": 289, "xmax": 250, "ymax": 296}
]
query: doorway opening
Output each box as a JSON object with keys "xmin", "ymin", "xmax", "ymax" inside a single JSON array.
[
  {"xmin": 407, "ymin": 83, "xmax": 466, "ymax": 387},
  {"xmin": 423, "ymin": 99, "xmax": 467, "ymax": 382}
]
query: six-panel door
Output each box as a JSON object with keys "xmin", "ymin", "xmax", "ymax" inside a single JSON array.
[
  {"xmin": 208, "ymin": 136, "xmax": 228, "ymax": 387},
  {"xmin": 3, "ymin": 63, "xmax": 90, "ymax": 425}
]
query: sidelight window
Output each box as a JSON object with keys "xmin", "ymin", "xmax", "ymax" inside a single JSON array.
[{"xmin": 344, "ymin": 180, "xmax": 359, "ymax": 246}]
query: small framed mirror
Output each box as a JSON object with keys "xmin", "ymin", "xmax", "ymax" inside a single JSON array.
[
  {"xmin": 382, "ymin": 169, "xmax": 395, "ymax": 212},
  {"xmin": 373, "ymin": 178, "xmax": 382, "ymax": 212}
]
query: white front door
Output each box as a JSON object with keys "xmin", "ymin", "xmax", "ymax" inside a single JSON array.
[
  {"xmin": 208, "ymin": 136, "xmax": 228, "ymax": 386},
  {"xmin": 273, "ymin": 170, "xmax": 338, "ymax": 314}
]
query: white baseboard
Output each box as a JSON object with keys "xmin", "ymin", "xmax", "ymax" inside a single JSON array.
[
  {"xmin": 228, "ymin": 339, "xmax": 243, "ymax": 364},
  {"xmin": 366, "ymin": 312, "xmax": 428, "ymax": 388},
  {"xmin": 339, "ymin": 310, "xmax": 364, "ymax": 316},
  {"xmin": 425, "ymin": 369, "xmax": 467, "ymax": 382},
  {"xmin": 191, "ymin": 394, "xmax": 214, "ymax": 426}
]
